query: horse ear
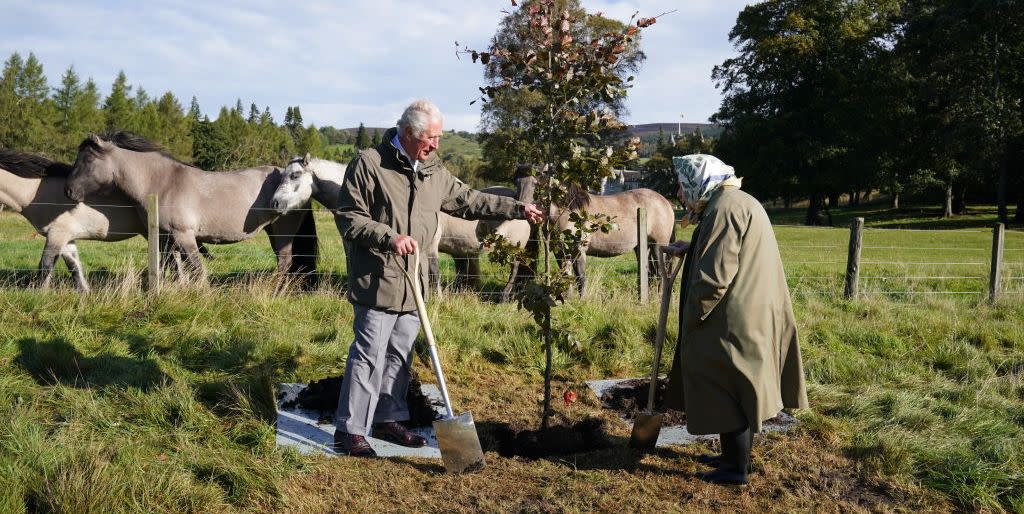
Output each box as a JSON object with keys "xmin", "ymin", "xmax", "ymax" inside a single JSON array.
[
  {"xmin": 88, "ymin": 133, "xmax": 102, "ymax": 145},
  {"xmin": 303, "ymin": 153, "xmax": 311, "ymax": 166}
]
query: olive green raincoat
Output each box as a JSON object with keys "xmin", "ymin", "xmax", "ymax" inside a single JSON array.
[{"xmin": 665, "ymin": 186, "xmax": 808, "ymax": 434}]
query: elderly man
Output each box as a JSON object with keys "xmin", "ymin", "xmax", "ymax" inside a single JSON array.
[
  {"xmin": 663, "ymin": 154, "xmax": 808, "ymax": 485},
  {"xmin": 332, "ymin": 99, "xmax": 543, "ymax": 457}
]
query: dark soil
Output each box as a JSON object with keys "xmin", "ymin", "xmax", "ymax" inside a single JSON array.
[
  {"xmin": 485, "ymin": 417, "xmax": 613, "ymax": 459},
  {"xmin": 278, "ymin": 370, "xmax": 440, "ymax": 428},
  {"xmin": 600, "ymin": 378, "xmax": 687, "ymax": 426}
]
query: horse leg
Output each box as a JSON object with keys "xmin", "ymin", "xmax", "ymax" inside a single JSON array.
[
  {"xmin": 37, "ymin": 238, "xmax": 65, "ymax": 289},
  {"xmin": 574, "ymin": 254, "xmax": 587, "ymax": 297},
  {"xmin": 466, "ymin": 256, "xmax": 481, "ymax": 291},
  {"xmin": 173, "ymin": 233, "xmax": 207, "ymax": 283},
  {"xmin": 157, "ymin": 234, "xmax": 184, "ymax": 283},
  {"xmin": 453, "ymin": 257, "xmax": 469, "ymax": 290},
  {"xmin": 428, "ymin": 252, "xmax": 442, "ymax": 297},
  {"xmin": 59, "ymin": 243, "xmax": 90, "ymax": 293}
]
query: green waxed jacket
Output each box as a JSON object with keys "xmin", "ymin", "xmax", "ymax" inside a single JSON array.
[{"xmin": 335, "ymin": 127, "xmax": 526, "ymax": 312}]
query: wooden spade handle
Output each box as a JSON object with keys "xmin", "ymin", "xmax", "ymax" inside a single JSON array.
[{"xmin": 646, "ymin": 250, "xmax": 686, "ymax": 413}]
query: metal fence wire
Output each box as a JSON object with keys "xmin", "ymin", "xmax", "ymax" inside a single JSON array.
[{"xmin": 0, "ymin": 201, "xmax": 1021, "ymax": 299}]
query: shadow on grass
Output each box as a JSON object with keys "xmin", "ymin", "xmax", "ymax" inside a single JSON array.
[
  {"xmin": 14, "ymin": 337, "xmax": 168, "ymax": 391},
  {"xmin": 768, "ymin": 202, "xmax": 1024, "ymax": 231}
]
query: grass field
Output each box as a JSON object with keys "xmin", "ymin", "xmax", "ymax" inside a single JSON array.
[{"xmin": 1, "ymin": 203, "xmax": 1023, "ymax": 512}]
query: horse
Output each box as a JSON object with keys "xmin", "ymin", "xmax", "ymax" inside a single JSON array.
[
  {"xmin": 270, "ymin": 155, "xmax": 530, "ymax": 300},
  {"xmin": 514, "ymin": 172, "xmax": 675, "ymax": 297},
  {"xmin": 0, "ymin": 149, "xmax": 204, "ymax": 291},
  {"xmin": 428, "ymin": 187, "xmax": 531, "ymax": 300},
  {"xmin": 65, "ymin": 132, "xmax": 317, "ymax": 284}
]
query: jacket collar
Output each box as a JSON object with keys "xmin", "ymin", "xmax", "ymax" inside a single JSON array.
[{"xmin": 380, "ymin": 127, "xmax": 441, "ymax": 177}]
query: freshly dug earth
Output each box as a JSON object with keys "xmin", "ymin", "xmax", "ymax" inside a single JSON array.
[
  {"xmin": 601, "ymin": 378, "xmax": 687, "ymax": 425},
  {"xmin": 484, "ymin": 417, "xmax": 613, "ymax": 459},
  {"xmin": 279, "ymin": 370, "xmax": 440, "ymax": 428}
]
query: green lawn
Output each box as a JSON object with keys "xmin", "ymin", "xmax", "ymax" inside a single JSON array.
[{"xmin": 0, "ymin": 204, "xmax": 1023, "ymax": 512}]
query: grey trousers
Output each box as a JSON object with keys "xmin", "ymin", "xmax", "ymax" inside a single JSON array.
[{"xmin": 335, "ymin": 304, "xmax": 420, "ymax": 436}]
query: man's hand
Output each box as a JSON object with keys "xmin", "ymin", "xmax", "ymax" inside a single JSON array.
[
  {"xmin": 523, "ymin": 204, "xmax": 544, "ymax": 224},
  {"xmin": 392, "ymin": 234, "xmax": 419, "ymax": 256},
  {"xmin": 661, "ymin": 240, "xmax": 691, "ymax": 257}
]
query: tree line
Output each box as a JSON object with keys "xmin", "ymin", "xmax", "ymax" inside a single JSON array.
[
  {"xmin": 0, "ymin": 52, "xmax": 400, "ymax": 171},
  {"xmin": 706, "ymin": 0, "xmax": 1023, "ymax": 224}
]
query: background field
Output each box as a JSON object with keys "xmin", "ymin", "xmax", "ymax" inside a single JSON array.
[{"xmin": 1, "ymin": 203, "xmax": 1023, "ymax": 513}]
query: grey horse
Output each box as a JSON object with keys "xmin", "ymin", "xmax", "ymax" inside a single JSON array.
[
  {"xmin": 65, "ymin": 132, "xmax": 317, "ymax": 284},
  {"xmin": 271, "ymin": 155, "xmax": 530, "ymax": 300},
  {"xmin": 515, "ymin": 172, "xmax": 675, "ymax": 296},
  {"xmin": 0, "ymin": 149, "xmax": 202, "ymax": 291}
]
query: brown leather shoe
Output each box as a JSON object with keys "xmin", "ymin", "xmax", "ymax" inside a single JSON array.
[
  {"xmin": 333, "ymin": 431, "xmax": 377, "ymax": 458},
  {"xmin": 372, "ymin": 421, "xmax": 427, "ymax": 448}
]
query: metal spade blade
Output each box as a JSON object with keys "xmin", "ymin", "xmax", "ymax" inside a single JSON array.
[
  {"xmin": 404, "ymin": 250, "xmax": 486, "ymax": 472},
  {"xmin": 433, "ymin": 412, "xmax": 486, "ymax": 473}
]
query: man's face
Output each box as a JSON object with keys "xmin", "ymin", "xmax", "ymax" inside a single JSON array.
[{"xmin": 403, "ymin": 119, "xmax": 443, "ymax": 162}]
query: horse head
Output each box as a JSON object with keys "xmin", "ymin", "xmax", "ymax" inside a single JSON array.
[
  {"xmin": 512, "ymin": 166, "xmax": 590, "ymax": 213},
  {"xmin": 66, "ymin": 133, "xmax": 116, "ymax": 202},
  {"xmin": 271, "ymin": 153, "xmax": 313, "ymax": 214}
]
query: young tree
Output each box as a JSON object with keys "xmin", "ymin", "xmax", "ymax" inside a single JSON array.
[
  {"xmin": 476, "ymin": 0, "xmax": 647, "ymax": 182},
  {"xmin": 462, "ymin": 0, "xmax": 658, "ymax": 430}
]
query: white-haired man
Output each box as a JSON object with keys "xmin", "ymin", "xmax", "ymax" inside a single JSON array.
[{"xmin": 332, "ymin": 99, "xmax": 543, "ymax": 457}]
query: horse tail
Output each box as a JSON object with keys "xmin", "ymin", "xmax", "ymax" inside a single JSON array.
[{"xmin": 290, "ymin": 208, "xmax": 319, "ymax": 289}]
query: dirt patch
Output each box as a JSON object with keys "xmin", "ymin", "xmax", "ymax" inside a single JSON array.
[
  {"xmin": 600, "ymin": 378, "xmax": 792, "ymax": 429},
  {"xmin": 485, "ymin": 417, "xmax": 613, "ymax": 459},
  {"xmin": 278, "ymin": 370, "xmax": 440, "ymax": 428},
  {"xmin": 600, "ymin": 378, "xmax": 687, "ymax": 425}
]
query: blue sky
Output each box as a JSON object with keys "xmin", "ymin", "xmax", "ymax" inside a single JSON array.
[{"xmin": 0, "ymin": 0, "xmax": 751, "ymax": 132}]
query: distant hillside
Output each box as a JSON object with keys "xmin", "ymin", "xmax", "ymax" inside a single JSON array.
[{"xmin": 627, "ymin": 122, "xmax": 724, "ymax": 139}]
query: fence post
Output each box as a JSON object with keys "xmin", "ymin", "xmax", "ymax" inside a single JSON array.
[
  {"xmin": 989, "ymin": 223, "xmax": 1005, "ymax": 302},
  {"xmin": 146, "ymin": 193, "xmax": 160, "ymax": 294},
  {"xmin": 844, "ymin": 217, "xmax": 864, "ymax": 299},
  {"xmin": 637, "ymin": 207, "xmax": 649, "ymax": 303}
]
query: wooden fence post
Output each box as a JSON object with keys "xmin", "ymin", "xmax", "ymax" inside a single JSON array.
[
  {"xmin": 989, "ymin": 223, "xmax": 1005, "ymax": 302},
  {"xmin": 637, "ymin": 207, "xmax": 649, "ymax": 303},
  {"xmin": 146, "ymin": 194, "xmax": 160, "ymax": 294},
  {"xmin": 844, "ymin": 217, "xmax": 864, "ymax": 299}
]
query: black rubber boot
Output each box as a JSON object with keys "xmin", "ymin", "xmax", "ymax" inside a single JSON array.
[{"xmin": 698, "ymin": 427, "xmax": 750, "ymax": 485}]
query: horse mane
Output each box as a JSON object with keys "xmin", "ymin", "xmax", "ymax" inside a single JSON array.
[
  {"xmin": 79, "ymin": 131, "xmax": 192, "ymax": 167},
  {"xmin": 0, "ymin": 149, "xmax": 72, "ymax": 178},
  {"xmin": 307, "ymin": 157, "xmax": 347, "ymax": 182},
  {"xmin": 563, "ymin": 183, "xmax": 591, "ymax": 210}
]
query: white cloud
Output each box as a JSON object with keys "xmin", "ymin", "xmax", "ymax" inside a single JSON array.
[{"xmin": 0, "ymin": 0, "xmax": 752, "ymax": 130}]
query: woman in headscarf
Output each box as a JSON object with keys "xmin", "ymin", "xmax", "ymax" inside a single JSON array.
[{"xmin": 663, "ymin": 154, "xmax": 808, "ymax": 485}]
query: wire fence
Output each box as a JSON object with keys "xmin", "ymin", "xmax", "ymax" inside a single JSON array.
[{"xmin": 0, "ymin": 202, "xmax": 1021, "ymax": 301}]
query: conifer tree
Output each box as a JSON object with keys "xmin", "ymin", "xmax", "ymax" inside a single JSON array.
[
  {"xmin": 355, "ymin": 122, "xmax": 369, "ymax": 149},
  {"xmin": 103, "ymin": 71, "xmax": 134, "ymax": 131}
]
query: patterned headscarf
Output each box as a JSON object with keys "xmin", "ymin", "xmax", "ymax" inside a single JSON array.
[{"xmin": 673, "ymin": 154, "xmax": 741, "ymax": 222}]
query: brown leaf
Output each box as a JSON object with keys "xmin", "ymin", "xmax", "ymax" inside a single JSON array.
[{"xmin": 511, "ymin": 0, "xmax": 517, "ymax": 5}]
